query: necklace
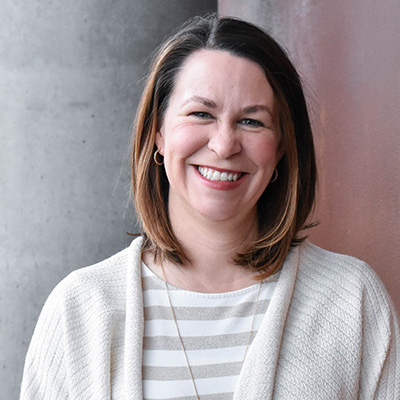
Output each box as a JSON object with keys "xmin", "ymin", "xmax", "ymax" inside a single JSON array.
[{"xmin": 161, "ymin": 264, "xmax": 262, "ymax": 400}]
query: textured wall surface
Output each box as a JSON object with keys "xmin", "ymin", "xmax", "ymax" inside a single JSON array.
[
  {"xmin": 219, "ymin": 0, "xmax": 400, "ymax": 312},
  {"xmin": 1, "ymin": 1, "xmax": 216, "ymax": 397}
]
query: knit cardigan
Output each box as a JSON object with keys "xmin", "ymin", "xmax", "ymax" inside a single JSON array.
[{"xmin": 20, "ymin": 237, "xmax": 400, "ymax": 399}]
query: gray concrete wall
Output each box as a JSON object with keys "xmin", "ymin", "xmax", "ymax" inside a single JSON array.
[
  {"xmin": 219, "ymin": 1, "xmax": 400, "ymax": 313},
  {"xmin": 1, "ymin": 1, "xmax": 216, "ymax": 397}
]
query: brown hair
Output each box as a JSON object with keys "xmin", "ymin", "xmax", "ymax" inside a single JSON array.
[{"xmin": 132, "ymin": 14, "xmax": 317, "ymax": 279}]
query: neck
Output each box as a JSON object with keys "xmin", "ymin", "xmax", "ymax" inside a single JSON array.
[{"xmin": 158, "ymin": 201, "xmax": 259, "ymax": 293}]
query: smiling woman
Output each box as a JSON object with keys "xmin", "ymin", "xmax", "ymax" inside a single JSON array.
[
  {"xmin": 20, "ymin": 13, "xmax": 400, "ymax": 400},
  {"xmin": 133, "ymin": 16, "xmax": 317, "ymax": 281},
  {"xmin": 155, "ymin": 50, "xmax": 282, "ymax": 230}
]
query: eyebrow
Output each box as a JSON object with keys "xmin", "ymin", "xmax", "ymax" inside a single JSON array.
[
  {"xmin": 182, "ymin": 96, "xmax": 217, "ymax": 108},
  {"xmin": 243, "ymin": 105, "xmax": 273, "ymax": 116},
  {"xmin": 182, "ymin": 96, "xmax": 273, "ymax": 115}
]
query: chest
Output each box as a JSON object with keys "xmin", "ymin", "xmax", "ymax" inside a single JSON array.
[{"xmin": 141, "ymin": 264, "xmax": 277, "ymax": 399}]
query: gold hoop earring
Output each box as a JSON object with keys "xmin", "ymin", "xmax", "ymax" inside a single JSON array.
[
  {"xmin": 270, "ymin": 168, "xmax": 278, "ymax": 183},
  {"xmin": 154, "ymin": 149, "xmax": 164, "ymax": 166}
]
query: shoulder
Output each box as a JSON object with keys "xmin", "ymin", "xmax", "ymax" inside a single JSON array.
[
  {"xmin": 278, "ymin": 242, "xmax": 400, "ymax": 397},
  {"xmin": 297, "ymin": 241, "xmax": 387, "ymax": 296},
  {"xmin": 26, "ymin": 237, "xmax": 143, "ymax": 362},
  {"xmin": 44, "ymin": 237, "xmax": 143, "ymax": 316},
  {"xmin": 21, "ymin": 237, "xmax": 144, "ymax": 397},
  {"xmin": 292, "ymin": 241, "xmax": 396, "ymax": 331}
]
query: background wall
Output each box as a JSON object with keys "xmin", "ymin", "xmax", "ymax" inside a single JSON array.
[
  {"xmin": 3, "ymin": 1, "xmax": 399, "ymax": 397},
  {"xmin": 219, "ymin": 0, "xmax": 400, "ymax": 312},
  {"xmin": 1, "ymin": 1, "xmax": 216, "ymax": 397}
]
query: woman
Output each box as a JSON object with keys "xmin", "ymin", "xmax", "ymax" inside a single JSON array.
[{"xmin": 21, "ymin": 14, "xmax": 399, "ymax": 399}]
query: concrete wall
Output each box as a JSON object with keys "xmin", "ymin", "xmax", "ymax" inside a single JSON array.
[
  {"xmin": 219, "ymin": 1, "xmax": 400, "ymax": 312},
  {"xmin": 1, "ymin": 1, "xmax": 216, "ymax": 397}
]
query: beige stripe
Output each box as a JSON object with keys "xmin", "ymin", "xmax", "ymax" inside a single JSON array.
[
  {"xmin": 143, "ymin": 331, "xmax": 258, "ymax": 351},
  {"xmin": 143, "ymin": 361, "xmax": 243, "ymax": 381},
  {"xmin": 143, "ymin": 393, "xmax": 233, "ymax": 400},
  {"xmin": 144, "ymin": 299, "xmax": 270, "ymax": 321},
  {"xmin": 142, "ymin": 276, "xmax": 165, "ymax": 290}
]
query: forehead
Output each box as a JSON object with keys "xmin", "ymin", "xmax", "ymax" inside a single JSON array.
[{"xmin": 169, "ymin": 49, "xmax": 274, "ymax": 106}]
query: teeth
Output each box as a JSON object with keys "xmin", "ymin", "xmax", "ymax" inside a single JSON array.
[
  {"xmin": 198, "ymin": 166, "xmax": 241, "ymax": 182},
  {"xmin": 212, "ymin": 170, "xmax": 221, "ymax": 180}
]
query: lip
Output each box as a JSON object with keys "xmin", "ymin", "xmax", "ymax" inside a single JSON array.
[{"xmin": 194, "ymin": 165, "xmax": 247, "ymax": 190}]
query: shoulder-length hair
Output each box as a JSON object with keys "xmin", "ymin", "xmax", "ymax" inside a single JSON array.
[{"xmin": 132, "ymin": 14, "xmax": 317, "ymax": 279}]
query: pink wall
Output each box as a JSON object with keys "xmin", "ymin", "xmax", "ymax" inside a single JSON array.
[{"xmin": 219, "ymin": 0, "xmax": 400, "ymax": 312}]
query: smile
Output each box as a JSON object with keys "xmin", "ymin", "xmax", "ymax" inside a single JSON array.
[{"xmin": 197, "ymin": 166, "xmax": 243, "ymax": 182}]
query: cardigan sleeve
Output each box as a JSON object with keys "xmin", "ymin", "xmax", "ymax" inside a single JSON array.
[
  {"xmin": 359, "ymin": 263, "xmax": 400, "ymax": 399},
  {"xmin": 272, "ymin": 243, "xmax": 400, "ymax": 399},
  {"xmin": 19, "ymin": 250, "xmax": 130, "ymax": 400},
  {"xmin": 20, "ymin": 281, "xmax": 70, "ymax": 399},
  {"xmin": 374, "ymin": 308, "xmax": 400, "ymax": 399}
]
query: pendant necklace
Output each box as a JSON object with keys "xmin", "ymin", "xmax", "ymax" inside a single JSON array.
[{"xmin": 161, "ymin": 263, "xmax": 262, "ymax": 400}]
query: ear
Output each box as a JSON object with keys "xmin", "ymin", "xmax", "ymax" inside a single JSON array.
[
  {"xmin": 155, "ymin": 128, "xmax": 165, "ymax": 155},
  {"xmin": 276, "ymin": 141, "xmax": 285, "ymax": 163}
]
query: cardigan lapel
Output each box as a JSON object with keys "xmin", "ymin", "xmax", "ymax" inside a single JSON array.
[
  {"xmin": 123, "ymin": 237, "xmax": 145, "ymax": 399},
  {"xmin": 233, "ymin": 245, "xmax": 300, "ymax": 400}
]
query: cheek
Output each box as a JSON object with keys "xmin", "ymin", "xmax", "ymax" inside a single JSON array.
[
  {"xmin": 165, "ymin": 125, "xmax": 208, "ymax": 157},
  {"xmin": 248, "ymin": 135, "xmax": 281, "ymax": 166}
]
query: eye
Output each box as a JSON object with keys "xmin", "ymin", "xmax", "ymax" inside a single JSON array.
[
  {"xmin": 239, "ymin": 118, "xmax": 265, "ymax": 128},
  {"xmin": 190, "ymin": 111, "xmax": 213, "ymax": 119}
]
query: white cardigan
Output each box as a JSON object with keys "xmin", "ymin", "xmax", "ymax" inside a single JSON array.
[{"xmin": 20, "ymin": 238, "xmax": 400, "ymax": 399}]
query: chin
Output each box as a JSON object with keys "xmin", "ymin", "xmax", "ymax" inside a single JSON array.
[{"xmin": 196, "ymin": 204, "xmax": 254, "ymax": 224}]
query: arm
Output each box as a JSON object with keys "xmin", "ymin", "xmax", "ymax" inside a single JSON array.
[
  {"xmin": 20, "ymin": 284, "xmax": 70, "ymax": 399},
  {"xmin": 359, "ymin": 266, "xmax": 400, "ymax": 399}
]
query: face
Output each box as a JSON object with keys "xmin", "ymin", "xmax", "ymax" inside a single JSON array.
[{"xmin": 156, "ymin": 50, "xmax": 283, "ymax": 225}]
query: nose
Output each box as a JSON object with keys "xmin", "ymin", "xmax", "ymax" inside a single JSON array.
[{"xmin": 207, "ymin": 123, "xmax": 241, "ymax": 159}]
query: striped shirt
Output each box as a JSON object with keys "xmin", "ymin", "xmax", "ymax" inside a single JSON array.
[{"xmin": 141, "ymin": 263, "xmax": 278, "ymax": 400}]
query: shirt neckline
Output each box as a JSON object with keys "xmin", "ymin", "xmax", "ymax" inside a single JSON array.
[{"xmin": 141, "ymin": 262, "xmax": 278, "ymax": 299}]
